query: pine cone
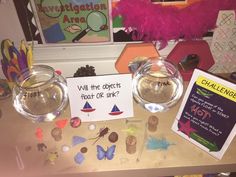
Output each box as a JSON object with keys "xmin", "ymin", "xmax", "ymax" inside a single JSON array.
[{"xmin": 73, "ymin": 65, "xmax": 96, "ymax": 77}]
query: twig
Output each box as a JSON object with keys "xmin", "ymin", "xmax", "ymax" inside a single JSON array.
[{"xmin": 136, "ymin": 123, "xmax": 148, "ymax": 162}]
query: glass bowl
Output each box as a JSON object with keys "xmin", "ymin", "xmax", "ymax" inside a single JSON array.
[
  {"xmin": 132, "ymin": 58, "xmax": 183, "ymax": 112},
  {"xmin": 12, "ymin": 65, "xmax": 68, "ymax": 122}
]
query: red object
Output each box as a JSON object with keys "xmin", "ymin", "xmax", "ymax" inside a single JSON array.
[
  {"xmin": 35, "ymin": 128, "xmax": 43, "ymax": 141},
  {"xmin": 167, "ymin": 40, "xmax": 215, "ymax": 81},
  {"xmin": 81, "ymin": 108, "xmax": 96, "ymax": 112},
  {"xmin": 55, "ymin": 70, "xmax": 62, "ymax": 75},
  {"xmin": 55, "ymin": 119, "xmax": 68, "ymax": 129},
  {"xmin": 109, "ymin": 111, "xmax": 123, "ymax": 116},
  {"xmin": 178, "ymin": 120, "xmax": 197, "ymax": 137},
  {"xmin": 70, "ymin": 117, "xmax": 81, "ymax": 128}
]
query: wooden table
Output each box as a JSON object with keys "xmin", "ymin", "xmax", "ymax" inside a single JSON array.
[{"xmin": 0, "ymin": 84, "xmax": 236, "ymax": 177}]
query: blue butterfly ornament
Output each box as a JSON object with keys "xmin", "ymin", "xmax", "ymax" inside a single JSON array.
[{"xmin": 96, "ymin": 145, "xmax": 116, "ymax": 160}]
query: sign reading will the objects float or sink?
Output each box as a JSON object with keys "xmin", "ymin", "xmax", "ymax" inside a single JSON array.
[{"xmin": 66, "ymin": 74, "xmax": 133, "ymax": 122}]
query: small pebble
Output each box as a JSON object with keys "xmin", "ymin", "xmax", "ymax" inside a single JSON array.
[
  {"xmin": 61, "ymin": 145, "xmax": 70, "ymax": 152},
  {"xmin": 80, "ymin": 147, "xmax": 88, "ymax": 153},
  {"xmin": 108, "ymin": 132, "xmax": 119, "ymax": 143},
  {"xmin": 88, "ymin": 123, "xmax": 96, "ymax": 130}
]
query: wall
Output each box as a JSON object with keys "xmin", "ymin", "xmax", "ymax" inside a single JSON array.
[
  {"xmin": 0, "ymin": 0, "xmax": 176, "ymax": 78},
  {"xmin": 0, "ymin": 0, "xmax": 214, "ymax": 79},
  {"xmin": 0, "ymin": 0, "xmax": 25, "ymax": 46}
]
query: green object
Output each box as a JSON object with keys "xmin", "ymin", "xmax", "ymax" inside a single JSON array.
[
  {"xmin": 113, "ymin": 16, "xmax": 124, "ymax": 28},
  {"xmin": 191, "ymin": 132, "xmax": 219, "ymax": 152}
]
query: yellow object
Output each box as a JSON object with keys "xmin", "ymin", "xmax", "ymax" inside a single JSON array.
[
  {"xmin": 26, "ymin": 44, "xmax": 33, "ymax": 68},
  {"xmin": 20, "ymin": 40, "xmax": 27, "ymax": 54},
  {"xmin": 46, "ymin": 152, "xmax": 59, "ymax": 165},
  {"xmin": 196, "ymin": 76, "xmax": 236, "ymax": 103}
]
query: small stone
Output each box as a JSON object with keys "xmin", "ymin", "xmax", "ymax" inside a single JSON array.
[
  {"xmin": 108, "ymin": 132, "xmax": 119, "ymax": 143},
  {"xmin": 80, "ymin": 147, "xmax": 88, "ymax": 153},
  {"xmin": 88, "ymin": 123, "xmax": 96, "ymax": 130}
]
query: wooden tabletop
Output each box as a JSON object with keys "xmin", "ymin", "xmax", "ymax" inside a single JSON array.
[{"xmin": 0, "ymin": 84, "xmax": 236, "ymax": 177}]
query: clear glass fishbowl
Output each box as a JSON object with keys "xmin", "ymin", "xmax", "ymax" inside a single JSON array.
[
  {"xmin": 132, "ymin": 57, "xmax": 183, "ymax": 112},
  {"xmin": 12, "ymin": 65, "xmax": 68, "ymax": 122}
]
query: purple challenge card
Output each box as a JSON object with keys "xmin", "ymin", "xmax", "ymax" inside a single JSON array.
[{"xmin": 172, "ymin": 69, "xmax": 236, "ymax": 159}]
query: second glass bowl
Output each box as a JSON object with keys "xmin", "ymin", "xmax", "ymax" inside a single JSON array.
[{"xmin": 132, "ymin": 58, "xmax": 183, "ymax": 112}]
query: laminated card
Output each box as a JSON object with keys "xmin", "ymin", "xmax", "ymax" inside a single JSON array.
[
  {"xmin": 172, "ymin": 69, "xmax": 236, "ymax": 159},
  {"xmin": 67, "ymin": 74, "xmax": 133, "ymax": 122}
]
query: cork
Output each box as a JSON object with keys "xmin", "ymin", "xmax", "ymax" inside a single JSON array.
[
  {"xmin": 148, "ymin": 115, "xmax": 159, "ymax": 132},
  {"xmin": 51, "ymin": 127, "xmax": 62, "ymax": 141},
  {"xmin": 126, "ymin": 135, "xmax": 137, "ymax": 154}
]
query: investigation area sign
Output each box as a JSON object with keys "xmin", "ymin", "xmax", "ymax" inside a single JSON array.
[{"xmin": 31, "ymin": 0, "xmax": 111, "ymax": 44}]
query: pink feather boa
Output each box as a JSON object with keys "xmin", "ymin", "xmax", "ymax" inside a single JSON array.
[{"xmin": 113, "ymin": 0, "xmax": 236, "ymax": 48}]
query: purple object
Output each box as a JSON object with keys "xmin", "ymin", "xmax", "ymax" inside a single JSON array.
[
  {"xmin": 96, "ymin": 145, "xmax": 116, "ymax": 160},
  {"xmin": 74, "ymin": 152, "xmax": 84, "ymax": 164},
  {"xmin": 72, "ymin": 136, "xmax": 86, "ymax": 146}
]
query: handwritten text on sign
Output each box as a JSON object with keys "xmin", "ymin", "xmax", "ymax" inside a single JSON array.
[
  {"xmin": 66, "ymin": 74, "xmax": 134, "ymax": 122},
  {"xmin": 77, "ymin": 82, "xmax": 121, "ymax": 100}
]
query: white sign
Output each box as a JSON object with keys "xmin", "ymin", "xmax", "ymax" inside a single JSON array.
[{"xmin": 66, "ymin": 74, "xmax": 134, "ymax": 122}]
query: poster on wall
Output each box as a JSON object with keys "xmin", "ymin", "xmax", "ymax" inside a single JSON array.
[
  {"xmin": 30, "ymin": 0, "xmax": 112, "ymax": 44},
  {"xmin": 172, "ymin": 69, "xmax": 236, "ymax": 159}
]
